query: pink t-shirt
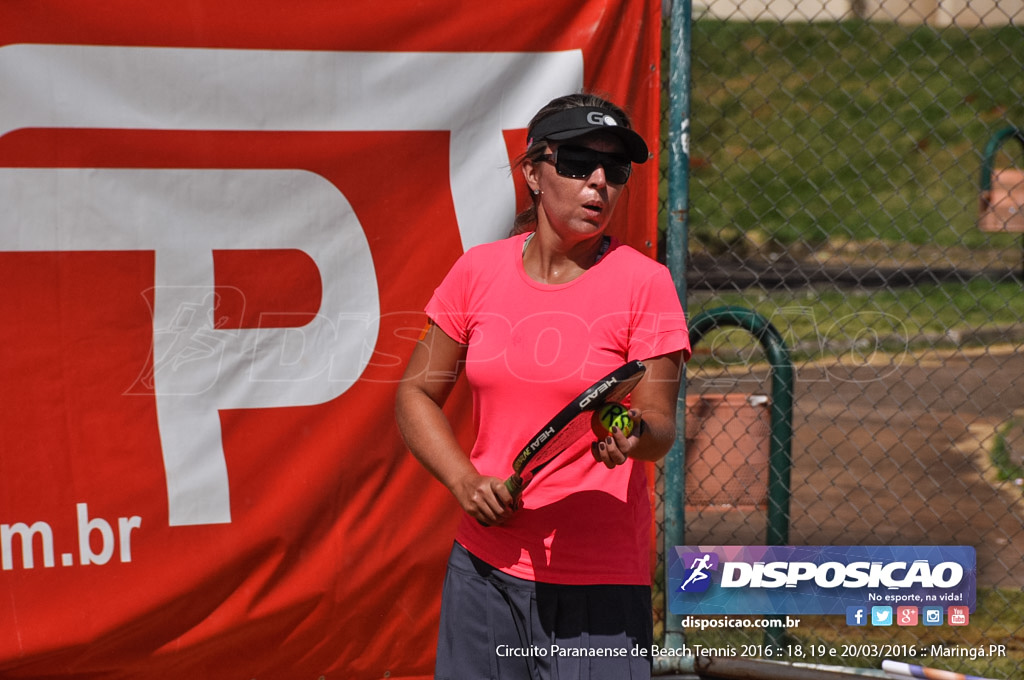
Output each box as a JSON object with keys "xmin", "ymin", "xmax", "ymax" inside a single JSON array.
[{"xmin": 425, "ymin": 232, "xmax": 690, "ymax": 585}]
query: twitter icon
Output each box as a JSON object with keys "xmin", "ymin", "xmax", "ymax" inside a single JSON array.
[{"xmin": 871, "ymin": 606, "xmax": 893, "ymax": 626}]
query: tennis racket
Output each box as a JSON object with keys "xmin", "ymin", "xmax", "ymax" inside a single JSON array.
[{"xmin": 503, "ymin": 360, "xmax": 646, "ymax": 502}]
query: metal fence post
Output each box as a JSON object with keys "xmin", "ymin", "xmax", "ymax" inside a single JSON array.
[
  {"xmin": 979, "ymin": 126, "xmax": 1024, "ymax": 279},
  {"xmin": 979, "ymin": 127, "xmax": 1024, "ymax": 197},
  {"xmin": 662, "ymin": 0, "xmax": 693, "ymax": 664}
]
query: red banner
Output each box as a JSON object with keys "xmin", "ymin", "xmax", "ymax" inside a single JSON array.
[{"xmin": 0, "ymin": 2, "xmax": 662, "ymax": 677}]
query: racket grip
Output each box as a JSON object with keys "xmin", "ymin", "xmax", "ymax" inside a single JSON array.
[
  {"xmin": 476, "ymin": 475, "xmax": 524, "ymax": 526},
  {"xmin": 505, "ymin": 474, "xmax": 524, "ymax": 499}
]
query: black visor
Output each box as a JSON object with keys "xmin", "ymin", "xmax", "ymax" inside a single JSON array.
[{"xmin": 527, "ymin": 106, "xmax": 649, "ymax": 163}]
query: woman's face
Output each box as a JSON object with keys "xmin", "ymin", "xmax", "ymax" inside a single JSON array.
[{"xmin": 524, "ymin": 131, "xmax": 629, "ymax": 241}]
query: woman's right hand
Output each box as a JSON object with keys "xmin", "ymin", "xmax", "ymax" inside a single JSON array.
[
  {"xmin": 453, "ymin": 472, "xmax": 516, "ymax": 526},
  {"xmin": 396, "ymin": 322, "xmax": 518, "ymax": 526}
]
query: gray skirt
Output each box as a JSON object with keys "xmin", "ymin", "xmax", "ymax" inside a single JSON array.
[{"xmin": 435, "ymin": 542, "xmax": 653, "ymax": 680}]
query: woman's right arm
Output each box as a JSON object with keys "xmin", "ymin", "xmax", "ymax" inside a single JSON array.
[{"xmin": 394, "ymin": 322, "xmax": 515, "ymax": 526}]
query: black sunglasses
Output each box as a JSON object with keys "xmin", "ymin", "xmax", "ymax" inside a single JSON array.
[{"xmin": 538, "ymin": 145, "xmax": 632, "ymax": 185}]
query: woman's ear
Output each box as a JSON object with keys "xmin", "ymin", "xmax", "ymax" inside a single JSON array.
[{"xmin": 522, "ymin": 156, "xmax": 541, "ymax": 195}]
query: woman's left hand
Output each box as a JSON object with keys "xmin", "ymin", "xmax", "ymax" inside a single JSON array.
[{"xmin": 590, "ymin": 409, "xmax": 643, "ymax": 468}]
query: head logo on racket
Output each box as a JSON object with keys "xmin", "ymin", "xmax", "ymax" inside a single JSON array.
[{"xmin": 502, "ymin": 360, "xmax": 646, "ymax": 500}]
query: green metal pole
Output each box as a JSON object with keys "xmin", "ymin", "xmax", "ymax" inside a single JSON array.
[
  {"xmin": 978, "ymin": 127, "xmax": 1024, "ymax": 280},
  {"xmin": 979, "ymin": 126, "xmax": 1024, "ymax": 194},
  {"xmin": 666, "ymin": 0, "xmax": 692, "ymax": 287},
  {"xmin": 686, "ymin": 306, "xmax": 793, "ymax": 546},
  {"xmin": 662, "ymin": 0, "xmax": 692, "ymax": 662}
]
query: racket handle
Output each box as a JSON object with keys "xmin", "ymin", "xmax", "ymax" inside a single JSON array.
[
  {"xmin": 476, "ymin": 475, "xmax": 524, "ymax": 526},
  {"xmin": 505, "ymin": 474, "xmax": 524, "ymax": 499}
]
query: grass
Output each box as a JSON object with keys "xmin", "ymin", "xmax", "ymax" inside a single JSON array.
[
  {"xmin": 676, "ymin": 19, "xmax": 1024, "ymax": 255},
  {"xmin": 678, "ymin": 588, "xmax": 1024, "ymax": 678}
]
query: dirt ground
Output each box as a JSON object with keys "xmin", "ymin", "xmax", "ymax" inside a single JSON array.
[{"xmin": 683, "ymin": 344, "xmax": 1024, "ymax": 588}]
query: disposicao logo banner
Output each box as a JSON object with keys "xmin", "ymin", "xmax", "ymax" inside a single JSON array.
[{"xmin": 669, "ymin": 546, "xmax": 976, "ymax": 615}]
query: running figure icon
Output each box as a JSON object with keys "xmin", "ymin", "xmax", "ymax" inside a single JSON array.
[{"xmin": 680, "ymin": 554, "xmax": 714, "ymax": 592}]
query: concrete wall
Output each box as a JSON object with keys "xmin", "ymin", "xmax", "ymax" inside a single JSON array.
[
  {"xmin": 692, "ymin": 0, "xmax": 852, "ymax": 21},
  {"xmin": 860, "ymin": 0, "xmax": 1024, "ymax": 26}
]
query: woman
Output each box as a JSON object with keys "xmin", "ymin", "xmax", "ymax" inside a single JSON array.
[{"xmin": 395, "ymin": 93, "xmax": 690, "ymax": 680}]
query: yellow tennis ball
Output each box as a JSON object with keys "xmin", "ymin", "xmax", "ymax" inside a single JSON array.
[{"xmin": 592, "ymin": 402, "xmax": 634, "ymax": 438}]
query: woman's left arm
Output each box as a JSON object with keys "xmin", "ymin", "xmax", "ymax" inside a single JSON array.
[{"xmin": 591, "ymin": 350, "xmax": 685, "ymax": 466}]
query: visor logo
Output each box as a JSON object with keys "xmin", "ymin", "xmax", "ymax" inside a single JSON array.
[{"xmin": 587, "ymin": 111, "xmax": 618, "ymax": 127}]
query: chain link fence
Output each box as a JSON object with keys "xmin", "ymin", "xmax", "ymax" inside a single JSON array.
[{"xmin": 656, "ymin": 1, "xmax": 1024, "ymax": 677}]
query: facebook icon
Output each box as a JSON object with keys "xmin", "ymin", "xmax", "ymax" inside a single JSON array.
[{"xmin": 846, "ymin": 606, "xmax": 867, "ymax": 626}]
